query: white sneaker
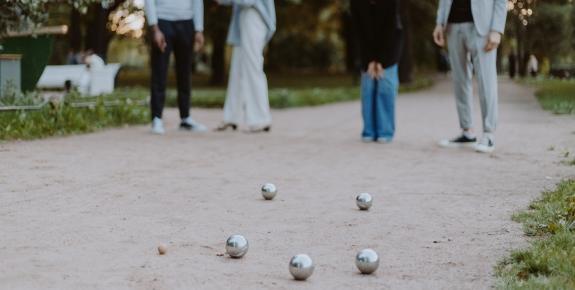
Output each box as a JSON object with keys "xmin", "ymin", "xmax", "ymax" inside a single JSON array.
[
  {"xmin": 151, "ymin": 117, "xmax": 165, "ymax": 135},
  {"xmin": 473, "ymin": 136, "xmax": 495, "ymax": 153},
  {"xmin": 180, "ymin": 117, "xmax": 208, "ymax": 132},
  {"xmin": 375, "ymin": 137, "xmax": 392, "ymax": 144}
]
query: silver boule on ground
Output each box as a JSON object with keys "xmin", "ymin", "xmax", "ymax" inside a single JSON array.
[
  {"xmin": 355, "ymin": 249, "xmax": 379, "ymax": 274},
  {"xmin": 225, "ymin": 234, "xmax": 249, "ymax": 258},
  {"xmin": 289, "ymin": 254, "xmax": 314, "ymax": 281},
  {"xmin": 261, "ymin": 183, "xmax": 277, "ymax": 200},
  {"xmin": 356, "ymin": 192, "xmax": 373, "ymax": 210}
]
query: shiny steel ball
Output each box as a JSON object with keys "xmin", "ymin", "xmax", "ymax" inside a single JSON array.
[
  {"xmin": 289, "ymin": 254, "xmax": 314, "ymax": 281},
  {"xmin": 356, "ymin": 193, "xmax": 373, "ymax": 210},
  {"xmin": 355, "ymin": 249, "xmax": 379, "ymax": 274},
  {"xmin": 225, "ymin": 234, "xmax": 249, "ymax": 258},
  {"xmin": 261, "ymin": 183, "xmax": 277, "ymax": 200}
]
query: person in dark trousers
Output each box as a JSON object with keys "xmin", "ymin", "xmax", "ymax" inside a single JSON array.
[
  {"xmin": 145, "ymin": 0, "xmax": 207, "ymax": 134},
  {"xmin": 351, "ymin": 0, "xmax": 403, "ymax": 143}
]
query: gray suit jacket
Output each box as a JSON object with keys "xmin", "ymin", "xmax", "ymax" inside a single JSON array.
[{"xmin": 436, "ymin": 0, "xmax": 507, "ymax": 35}]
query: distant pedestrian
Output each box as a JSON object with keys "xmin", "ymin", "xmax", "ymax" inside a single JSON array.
[
  {"xmin": 78, "ymin": 49, "xmax": 105, "ymax": 95},
  {"xmin": 66, "ymin": 49, "xmax": 83, "ymax": 65},
  {"xmin": 527, "ymin": 54, "xmax": 538, "ymax": 78},
  {"xmin": 145, "ymin": 0, "xmax": 207, "ymax": 135},
  {"xmin": 433, "ymin": 0, "xmax": 507, "ymax": 153},
  {"xmin": 214, "ymin": 0, "xmax": 276, "ymax": 133},
  {"xmin": 351, "ymin": 0, "xmax": 403, "ymax": 143}
]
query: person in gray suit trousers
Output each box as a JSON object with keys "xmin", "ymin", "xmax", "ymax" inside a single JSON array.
[{"xmin": 433, "ymin": 0, "xmax": 507, "ymax": 153}]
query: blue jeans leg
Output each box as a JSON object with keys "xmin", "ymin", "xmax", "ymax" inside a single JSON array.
[
  {"xmin": 374, "ymin": 65, "xmax": 398, "ymax": 141},
  {"xmin": 361, "ymin": 73, "xmax": 376, "ymax": 139}
]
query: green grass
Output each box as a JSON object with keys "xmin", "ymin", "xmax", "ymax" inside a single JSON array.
[
  {"xmin": 118, "ymin": 69, "xmax": 433, "ymax": 89},
  {"xmin": 113, "ymin": 76, "xmax": 432, "ymax": 109},
  {"xmin": 109, "ymin": 87, "xmax": 362, "ymax": 109},
  {"xmin": 0, "ymin": 94, "xmax": 149, "ymax": 141},
  {"xmin": 496, "ymin": 180, "xmax": 575, "ymax": 289},
  {"xmin": 117, "ymin": 70, "xmax": 433, "ymax": 109},
  {"xmin": 524, "ymin": 79, "xmax": 575, "ymax": 115}
]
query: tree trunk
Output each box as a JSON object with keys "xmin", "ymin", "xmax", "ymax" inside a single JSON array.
[
  {"xmin": 517, "ymin": 23, "xmax": 528, "ymax": 77},
  {"xmin": 68, "ymin": 9, "xmax": 82, "ymax": 52},
  {"xmin": 210, "ymin": 34, "xmax": 226, "ymax": 85},
  {"xmin": 84, "ymin": 0, "xmax": 127, "ymax": 62},
  {"xmin": 398, "ymin": 0, "xmax": 413, "ymax": 84},
  {"xmin": 85, "ymin": 5, "xmax": 110, "ymax": 60},
  {"xmin": 342, "ymin": 10, "xmax": 356, "ymax": 74},
  {"xmin": 207, "ymin": 4, "xmax": 231, "ymax": 85}
]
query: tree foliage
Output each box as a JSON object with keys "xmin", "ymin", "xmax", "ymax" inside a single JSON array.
[
  {"xmin": 5, "ymin": 0, "xmax": 572, "ymax": 79},
  {"xmin": 527, "ymin": 3, "xmax": 572, "ymax": 60},
  {"xmin": 505, "ymin": 0, "xmax": 574, "ymax": 71},
  {"xmin": 0, "ymin": 0, "xmax": 104, "ymax": 37}
]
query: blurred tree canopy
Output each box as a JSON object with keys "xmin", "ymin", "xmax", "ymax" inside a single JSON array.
[
  {"xmin": 0, "ymin": 0, "xmax": 112, "ymax": 36},
  {"xmin": 506, "ymin": 0, "xmax": 574, "ymax": 76},
  {"xmin": 2, "ymin": 0, "xmax": 573, "ymax": 83}
]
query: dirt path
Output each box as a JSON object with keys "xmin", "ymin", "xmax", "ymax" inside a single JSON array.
[{"xmin": 1, "ymin": 78, "xmax": 574, "ymax": 290}]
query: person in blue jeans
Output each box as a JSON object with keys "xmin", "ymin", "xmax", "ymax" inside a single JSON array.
[{"xmin": 351, "ymin": 0, "xmax": 403, "ymax": 143}]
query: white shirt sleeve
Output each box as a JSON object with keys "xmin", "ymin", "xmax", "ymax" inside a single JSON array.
[
  {"xmin": 145, "ymin": 0, "xmax": 158, "ymax": 26},
  {"xmin": 193, "ymin": 0, "xmax": 204, "ymax": 32}
]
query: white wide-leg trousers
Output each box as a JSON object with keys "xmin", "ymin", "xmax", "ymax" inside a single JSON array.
[{"xmin": 223, "ymin": 8, "xmax": 271, "ymax": 127}]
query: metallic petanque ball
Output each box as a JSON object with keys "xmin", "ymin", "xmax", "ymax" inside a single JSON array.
[
  {"xmin": 356, "ymin": 193, "xmax": 373, "ymax": 210},
  {"xmin": 261, "ymin": 183, "xmax": 278, "ymax": 200},
  {"xmin": 225, "ymin": 234, "xmax": 249, "ymax": 258},
  {"xmin": 355, "ymin": 249, "xmax": 379, "ymax": 274},
  {"xmin": 289, "ymin": 254, "xmax": 314, "ymax": 281}
]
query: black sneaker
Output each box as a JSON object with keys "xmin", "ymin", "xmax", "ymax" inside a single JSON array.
[
  {"xmin": 179, "ymin": 117, "xmax": 208, "ymax": 132},
  {"xmin": 438, "ymin": 134, "xmax": 477, "ymax": 148}
]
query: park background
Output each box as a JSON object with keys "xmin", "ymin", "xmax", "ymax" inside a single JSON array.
[
  {"xmin": 0, "ymin": 1, "xmax": 574, "ymax": 289},
  {"xmin": 2, "ymin": 0, "xmax": 574, "ymax": 92},
  {"xmin": 1, "ymin": 0, "xmax": 574, "ymax": 139}
]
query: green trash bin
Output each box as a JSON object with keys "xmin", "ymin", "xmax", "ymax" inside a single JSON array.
[{"xmin": 1, "ymin": 35, "xmax": 54, "ymax": 92}]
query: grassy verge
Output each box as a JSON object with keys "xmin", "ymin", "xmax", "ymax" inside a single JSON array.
[
  {"xmin": 116, "ymin": 70, "xmax": 434, "ymax": 90},
  {"xmin": 523, "ymin": 79, "xmax": 575, "ymax": 115},
  {"xmin": 114, "ymin": 76, "xmax": 433, "ymax": 109},
  {"xmin": 496, "ymin": 180, "xmax": 575, "ymax": 289},
  {"xmin": 0, "ymin": 94, "xmax": 149, "ymax": 141}
]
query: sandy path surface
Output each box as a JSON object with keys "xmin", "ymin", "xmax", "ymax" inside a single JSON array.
[{"xmin": 1, "ymin": 78, "xmax": 574, "ymax": 290}]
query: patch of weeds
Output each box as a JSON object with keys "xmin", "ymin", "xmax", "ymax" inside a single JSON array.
[
  {"xmin": 530, "ymin": 79, "xmax": 575, "ymax": 115},
  {"xmin": 0, "ymin": 92, "xmax": 149, "ymax": 140},
  {"xmin": 496, "ymin": 180, "xmax": 575, "ymax": 289}
]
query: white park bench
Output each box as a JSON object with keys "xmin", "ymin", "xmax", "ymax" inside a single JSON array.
[{"xmin": 37, "ymin": 63, "xmax": 121, "ymax": 96}]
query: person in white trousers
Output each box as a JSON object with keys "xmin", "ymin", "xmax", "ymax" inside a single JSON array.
[{"xmin": 214, "ymin": 0, "xmax": 276, "ymax": 133}]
